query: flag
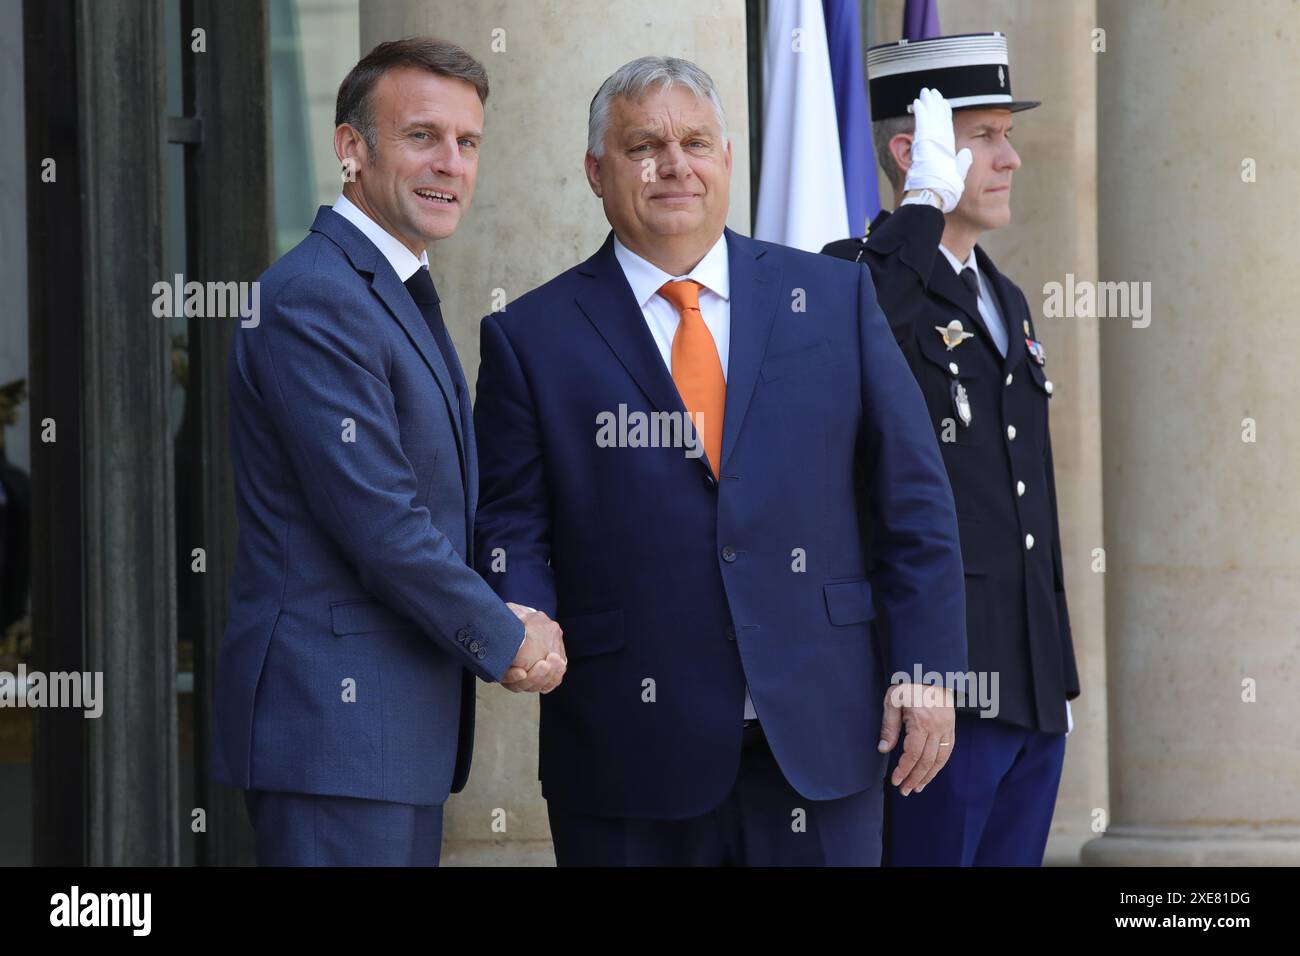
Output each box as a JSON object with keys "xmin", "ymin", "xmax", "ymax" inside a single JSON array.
[
  {"xmin": 754, "ymin": 0, "xmax": 849, "ymax": 252},
  {"xmin": 822, "ymin": 0, "xmax": 879, "ymax": 234},
  {"xmin": 903, "ymin": 0, "xmax": 941, "ymax": 40}
]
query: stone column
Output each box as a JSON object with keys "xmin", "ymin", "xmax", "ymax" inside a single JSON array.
[
  {"xmin": 360, "ymin": 0, "xmax": 751, "ymax": 864},
  {"xmin": 876, "ymin": 0, "xmax": 1110, "ymax": 864},
  {"xmin": 1085, "ymin": 0, "xmax": 1300, "ymax": 864}
]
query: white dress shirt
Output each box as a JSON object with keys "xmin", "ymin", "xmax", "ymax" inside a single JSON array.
[
  {"xmin": 938, "ymin": 243, "xmax": 1009, "ymax": 357},
  {"xmin": 333, "ymin": 193, "xmax": 429, "ymax": 281},
  {"xmin": 611, "ymin": 234, "xmax": 757, "ymax": 722},
  {"xmin": 612, "ymin": 233, "xmax": 731, "ymax": 381}
]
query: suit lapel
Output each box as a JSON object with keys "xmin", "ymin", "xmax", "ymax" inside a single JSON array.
[
  {"xmin": 575, "ymin": 234, "xmax": 690, "ymax": 420},
  {"xmin": 310, "ymin": 207, "xmax": 469, "ymax": 476},
  {"xmin": 719, "ymin": 230, "xmax": 780, "ymax": 473}
]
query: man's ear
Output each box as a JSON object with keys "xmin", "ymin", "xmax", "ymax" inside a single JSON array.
[
  {"xmin": 334, "ymin": 124, "xmax": 369, "ymax": 184},
  {"xmin": 584, "ymin": 150, "xmax": 603, "ymax": 198},
  {"xmin": 888, "ymin": 132, "xmax": 914, "ymax": 180}
]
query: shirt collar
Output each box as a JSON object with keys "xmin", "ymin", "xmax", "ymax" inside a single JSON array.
[
  {"xmin": 333, "ymin": 193, "xmax": 429, "ymax": 282},
  {"xmin": 937, "ymin": 242, "xmax": 977, "ymax": 278},
  {"xmin": 612, "ymin": 232, "xmax": 731, "ymax": 308}
]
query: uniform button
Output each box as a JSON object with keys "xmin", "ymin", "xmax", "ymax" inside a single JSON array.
[
  {"xmin": 725, "ymin": 625, "xmax": 736, "ymax": 642},
  {"xmin": 721, "ymin": 545, "xmax": 737, "ymax": 563},
  {"xmin": 948, "ymin": 362, "xmax": 959, "ymax": 376},
  {"xmin": 1016, "ymin": 480, "xmax": 1026, "ymax": 497},
  {"xmin": 1005, "ymin": 373, "xmax": 1013, "ymax": 386},
  {"xmin": 1025, "ymin": 533, "xmax": 1035, "ymax": 550},
  {"xmin": 468, "ymin": 640, "xmax": 481, "ymax": 654},
  {"xmin": 1007, "ymin": 425, "xmax": 1017, "ymax": 441},
  {"xmin": 1045, "ymin": 380, "xmax": 1054, "ymax": 394}
]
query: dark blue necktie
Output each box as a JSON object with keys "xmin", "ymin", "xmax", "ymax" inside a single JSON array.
[{"xmin": 403, "ymin": 267, "xmax": 462, "ymax": 396}]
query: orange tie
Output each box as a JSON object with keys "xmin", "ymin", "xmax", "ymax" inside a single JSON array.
[{"xmin": 658, "ymin": 280, "xmax": 725, "ymax": 478}]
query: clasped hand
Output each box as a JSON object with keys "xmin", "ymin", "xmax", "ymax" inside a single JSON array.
[{"xmin": 500, "ymin": 602, "xmax": 567, "ymax": 694}]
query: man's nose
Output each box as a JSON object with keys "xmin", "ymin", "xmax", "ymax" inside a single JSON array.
[
  {"xmin": 431, "ymin": 136, "xmax": 467, "ymax": 178},
  {"xmin": 999, "ymin": 139, "xmax": 1021, "ymax": 172},
  {"xmin": 656, "ymin": 141, "xmax": 691, "ymax": 180}
]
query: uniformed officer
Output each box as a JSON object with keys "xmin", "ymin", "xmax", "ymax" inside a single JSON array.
[{"xmin": 823, "ymin": 32, "xmax": 1080, "ymax": 866}]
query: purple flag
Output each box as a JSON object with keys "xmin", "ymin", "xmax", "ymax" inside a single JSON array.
[
  {"xmin": 903, "ymin": 0, "xmax": 941, "ymax": 40},
  {"xmin": 822, "ymin": 0, "xmax": 879, "ymax": 232}
]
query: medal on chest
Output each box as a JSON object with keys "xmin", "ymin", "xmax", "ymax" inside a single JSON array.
[
  {"xmin": 1024, "ymin": 320, "xmax": 1046, "ymax": 366},
  {"xmin": 936, "ymin": 319, "xmax": 974, "ymax": 351}
]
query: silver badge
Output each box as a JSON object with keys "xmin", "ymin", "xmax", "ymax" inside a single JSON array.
[{"xmin": 952, "ymin": 380, "xmax": 972, "ymax": 427}]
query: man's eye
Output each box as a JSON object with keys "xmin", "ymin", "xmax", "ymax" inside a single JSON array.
[
  {"xmin": 630, "ymin": 144, "xmax": 650, "ymax": 153},
  {"xmin": 459, "ymin": 139, "xmax": 477, "ymax": 149},
  {"xmin": 412, "ymin": 131, "xmax": 429, "ymax": 141}
]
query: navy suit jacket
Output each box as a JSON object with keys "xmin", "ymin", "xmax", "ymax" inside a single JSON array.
[
  {"xmin": 473, "ymin": 228, "xmax": 967, "ymax": 819},
  {"xmin": 212, "ymin": 206, "xmax": 523, "ymax": 806}
]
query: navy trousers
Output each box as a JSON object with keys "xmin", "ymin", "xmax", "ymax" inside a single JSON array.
[
  {"xmin": 884, "ymin": 712, "xmax": 1066, "ymax": 866},
  {"xmin": 244, "ymin": 789, "xmax": 444, "ymax": 866},
  {"xmin": 547, "ymin": 723, "xmax": 884, "ymax": 866}
]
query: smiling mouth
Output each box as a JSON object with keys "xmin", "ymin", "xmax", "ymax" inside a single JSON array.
[{"xmin": 414, "ymin": 188, "xmax": 457, "ymax": 206}]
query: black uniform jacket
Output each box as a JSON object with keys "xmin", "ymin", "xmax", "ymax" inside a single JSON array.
[{"xmin": 823, "ymin": 204, "xmax": 1079, "ymax": 733}]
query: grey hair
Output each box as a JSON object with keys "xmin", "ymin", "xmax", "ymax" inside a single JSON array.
[
  {"xmin": 588, "ymin": 56, "xmax": 728, "ymax": 158},
  {"xmin": 872, "ymin": 115, "xmax": 915, "ymax": 194}
]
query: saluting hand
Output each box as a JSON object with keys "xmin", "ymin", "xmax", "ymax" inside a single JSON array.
[{"xmin": 903, "ymin": 87, "xmax": 973, "ymax": 213}]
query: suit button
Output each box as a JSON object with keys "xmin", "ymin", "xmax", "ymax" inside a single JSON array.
[
  {"xmin": 725, "ymin": 625, "xmax": 736, "ymax": 642},
  {"xmin": 1005, "ymin": 373, "xmax": 1013, "ymax": 386},
  {"xmin": 457, "ymin": 627, "xmax": 472, "ymax": 641},
  {"xmin": 1025, "ymin": 533, "xmax": 1035, "ymax": 550},
  {"xmin": 721, "ymin": 545, "xmax": 737, "ymax": 563},
  {"xmin": 1016, "ymin": 480, "xmax": 1026, "ymax": 497},
  {"xmin": 704, "ymin": 472, "xmax": 716, "ymax": 489},
  {"xmin": 1007, "ymin": 425, "xmax": 1017, "ymax": 441},
  {"xmin": 469, "ymin": 640, "xmax": 481, "ymax": 654},
  {"xmin": 475, "ymin": 649, "xmax": 486, "ymax": 660}
]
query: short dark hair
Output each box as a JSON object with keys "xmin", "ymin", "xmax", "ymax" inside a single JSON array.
[{"xmin": 335, "ymin": 36, "xmax": 489, "ymax": 151}]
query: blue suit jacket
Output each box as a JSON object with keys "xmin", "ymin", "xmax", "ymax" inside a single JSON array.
[
  {"xmin": 212, "ymin": 207, "xmax": 523, "ymax": 806},
  {"xmin": 473, "ymin": 228, "xmax": 967, "ymax": 819}
]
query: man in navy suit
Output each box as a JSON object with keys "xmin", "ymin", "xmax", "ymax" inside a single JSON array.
[
  {"xmin": 212, "ymin": 37, "xmax": 567, "ymax": 866},
  {"xmin": 474, "ymin": 56, "xmax": 967, "ymax": 866}
]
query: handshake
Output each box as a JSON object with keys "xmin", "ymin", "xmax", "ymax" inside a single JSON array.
[{"xmin": 500, "ymin": 602, "xmax": 568, "ymax": 694}]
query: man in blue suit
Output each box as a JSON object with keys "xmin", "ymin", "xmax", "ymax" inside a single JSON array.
[
  {"xmin": 474, "ymin": 56, "xmax": 967, "ymax": 866},
  {"xmin": 212, "ymin": 37, "xmax": 567, "ymax": 866}
]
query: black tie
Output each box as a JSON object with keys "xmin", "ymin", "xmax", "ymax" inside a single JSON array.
[
  {"xmin": 960, "ymin": 267, "xmax": 980, "ymax": 300},
  {"xmin": 403, "ymin": 267, "xmax": 462, "ymax": 396}
]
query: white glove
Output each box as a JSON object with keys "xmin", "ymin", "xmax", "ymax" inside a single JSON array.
[{"xmin": 903, "ymin": 87, "xmax": 973, "ymax": 213}]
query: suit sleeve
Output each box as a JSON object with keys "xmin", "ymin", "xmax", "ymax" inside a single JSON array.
[
  {"xmin": 854, "ymin": 264, "xmax": 968, "ymax": 680},
  {"xmin": 255, "ymin": 272, "xmax": 523, "ymax": 683},
  {"xmin": 472, "ymin": 312, "xmax": 558, "ymax": 618}
]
